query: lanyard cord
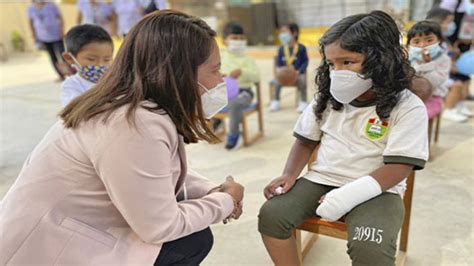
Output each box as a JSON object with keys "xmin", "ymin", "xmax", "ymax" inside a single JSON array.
[{"xmin": 284, "ymin": 44, "xmax": 299, "ymax": 66}]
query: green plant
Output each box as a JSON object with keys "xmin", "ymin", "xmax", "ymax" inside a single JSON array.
[{"xmin": 11, "ymin": 31, "xmax": 25, "ymax": 52}]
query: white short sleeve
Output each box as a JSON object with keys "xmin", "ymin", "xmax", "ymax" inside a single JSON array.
[
  {"xmin": 383, "ymin": 94, "xmax": 429, "ymax": 170},
  {"xmin": 293, "ymin": 99, "xmax": 322, "ymax": 144}
]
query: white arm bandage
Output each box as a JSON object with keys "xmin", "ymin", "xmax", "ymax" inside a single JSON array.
[{"xmin": 316, "ymin": 175, "xmax": 382, "ymax": 221}]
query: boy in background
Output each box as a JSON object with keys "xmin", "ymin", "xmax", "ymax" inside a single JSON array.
[
  {"xmin": 217, "ymin": 22, "xmax": 260, "ymax": 150},
  {"xmin": 61, "ymin": 24, "xmax": 114, "ymax": 106}
]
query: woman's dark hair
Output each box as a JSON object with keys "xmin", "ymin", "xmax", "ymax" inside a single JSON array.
[
  {"xmin": 65, "ymin": 24, "xmax": 113, "ymax": 56},
  {"xmin": 407, "ymin": 20, "xmax": 444, "ymax": 45},
  {"xmin": 314, "ymin": 10, "xmax": 415, "ymax": 121},
  {"xmin": 60, "ymin": 10, "xmax": 219, "ymax": 144},
  {"xmin": 282, "ymin": 22, "xmax": 300, "ymax": 41},
  {"xmin": 223, "ymin": 21, "xmax": 244, "ymax": 38}
]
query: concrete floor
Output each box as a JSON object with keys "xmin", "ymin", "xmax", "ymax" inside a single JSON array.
[{"xmin": 0, "ymin": 52, "xmax": 473, "ymax": 266}]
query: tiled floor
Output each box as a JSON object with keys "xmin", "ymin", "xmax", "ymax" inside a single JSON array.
[{"xmin": 1, "ymin": 52, "xmax": 473, "ymax": 265}]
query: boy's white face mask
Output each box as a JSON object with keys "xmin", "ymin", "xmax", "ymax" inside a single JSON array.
[
  {"xmin": 227, "ymin": 40, "xmax": 247, "ymax": 54},
  {"xmin": 329, "ymin": 70, "xmax": 373, "ymax": 104},
  {"xmin": 199, "ymin": 81, "xmax": 228, "ymax": 119}
]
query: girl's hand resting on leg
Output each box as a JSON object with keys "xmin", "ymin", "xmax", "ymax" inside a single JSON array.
[{"xmin": 263, "ymin": 175, "xmax": 297, "ymax": 200}]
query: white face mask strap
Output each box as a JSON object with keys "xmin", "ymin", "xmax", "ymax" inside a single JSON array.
[
  {"xmin": 197, "ymin": 81, "xmax": 210, "ymax": 93},
  {"xmin": 69, "ymin": 53, "xmax": 82, "ymax": 68}
]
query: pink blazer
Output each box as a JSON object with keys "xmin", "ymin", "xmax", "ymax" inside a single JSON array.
[{"xmin": 0, "ymin": 102, "xmax": 234, "ymax": 265}]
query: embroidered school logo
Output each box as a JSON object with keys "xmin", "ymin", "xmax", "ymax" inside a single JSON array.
[{"xmin": 365, "ymin": 118, "xmax": 389, "ymax": 140}]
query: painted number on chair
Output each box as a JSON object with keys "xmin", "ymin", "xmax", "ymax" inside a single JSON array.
[{"xmin": 352, "ymin": 226, "xmax": 383, "ymax": 244}]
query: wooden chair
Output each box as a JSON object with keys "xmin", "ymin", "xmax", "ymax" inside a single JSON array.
[
  {"xmin": 428, "ymin": 112, "xmax": 441, "ymax": 160},
  {"xmin": 294, "ymin": 151, "xmax": 416, "ymax": 265},
  {"xmin": 213, "ymin": 82, "xmax": 264, "ymax": 146}
]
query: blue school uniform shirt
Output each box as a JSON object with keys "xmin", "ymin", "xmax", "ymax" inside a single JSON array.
[
  {"xmin": 28, "ymin": 3, "xmax": 62, "ymax": 43},
  {"xmin": 276, "ymin": 43, "xmax": 309, "ymax": 74}
]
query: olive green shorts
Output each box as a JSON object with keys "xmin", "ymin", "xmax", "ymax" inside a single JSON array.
[{"xmin": 258, "ymin": 178, "xmax": 404, "ymax": 266}]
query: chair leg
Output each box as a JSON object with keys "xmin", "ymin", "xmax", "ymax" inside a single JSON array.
[
  {"xmin": 399, "ymin": 172, "xmax": 415, "ymax": 252},
  {"xmin": 293, "ymin": 229, "xmax": 303, "ymax": 264},
  {"xmin": 428, "ymin": 119, "xmax": 433, "ymax": 148},
  {"xmin": 293, "ymin": 229, "xmax": 319, "ymax": 263},
  {"xmin": 395, "ymin": 251, "xmax": 407, "ymax": 266},
  {"xmin": 241, "ymin": 117, "xmax": 249, "ymax": 146},
  {"xmin": 257, "ymin": 107, "xmax": 264, "ymax": 135},
  {"xmin": 428, "ymin": 119, "xmax": 434, "ymax": 160},
  {"xmin": 434, "ymin": 114, "xmax": 441, "ymax": 143}
]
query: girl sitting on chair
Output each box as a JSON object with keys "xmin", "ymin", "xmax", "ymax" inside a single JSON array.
[{"xmin": 259, "ymin": 10, "xmax": 428, "ymax": 266}]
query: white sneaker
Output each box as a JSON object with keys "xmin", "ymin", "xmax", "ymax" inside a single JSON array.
[
  {"xmin": 442, "ymin": 109, "xmax": 468, "ymax": 123},
  {"xmin": 269, "ymin": 100, "xmax": 280, "ymax": 112},
  {"xmin": 296, "ymin": 101, "xmax": 308, "ymax": 113},
  {"xmin": 458, "ymin": 106, "xmax": 473, "ymax": 117}
]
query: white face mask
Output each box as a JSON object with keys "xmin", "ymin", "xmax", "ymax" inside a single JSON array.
[
  {"xmin": 228, "ymin": 40, "xmax": 247, "ymax": 54},
  {"xmin": 329, "ymin": 70, "xmax": 373, "ymax": 104},
  {"xmin": 199, "ymin": 81, "xmax": 228, "ymax": 119}
]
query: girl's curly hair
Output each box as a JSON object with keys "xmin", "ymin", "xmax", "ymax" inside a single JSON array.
[{"xmin": 314, "ymin": 10, "xmax": 415, "ymax": 121}]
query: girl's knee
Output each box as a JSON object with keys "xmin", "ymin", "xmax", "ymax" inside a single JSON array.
[{"xmin": 258, "ymin": 199, "xmax": 295, "ymax": 239}]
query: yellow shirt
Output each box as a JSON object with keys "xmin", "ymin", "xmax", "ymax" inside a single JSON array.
[{"xmin": 220, "ymin": 50, "xmax": 260, "ymax": 88}]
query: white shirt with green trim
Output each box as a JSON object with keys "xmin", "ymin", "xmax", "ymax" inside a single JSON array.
[{"xmin": 294, "ymin": 90, "xmax": 429, "ymax": 194}]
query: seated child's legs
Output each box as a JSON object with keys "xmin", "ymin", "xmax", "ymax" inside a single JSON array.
[
  {"xmin": 258, "ymin": 178, "xmax": 334, "ymax": 239},
  {"xmin": 345, "ymin": 192, "xmax": 404, "ymax": 266},
  {"xmin": 445, "ymin": 80, "xmax": 465, "ymax": 109},
  {"xmin": 296, "ymin": 74, "xmax": 307, "ymax": 102},
  {"xmin": 461, "ymin": 80, "xmax": 471, "ymax": 99},
  {"xmin": 227, "ymin": 90, "xmax": 253, "ymax": 136},
  {"xmin": 270, "ymin": 79, "xmax": 283, "ymax": 100},
  {"xmin": 425, "ymin": 96, "xmax": 443, "ymax": 119}
]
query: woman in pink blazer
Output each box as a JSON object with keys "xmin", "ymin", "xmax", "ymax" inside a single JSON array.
[{"xmin": 0, "ymin": 10, "xmax": 244, "ymax": 265}]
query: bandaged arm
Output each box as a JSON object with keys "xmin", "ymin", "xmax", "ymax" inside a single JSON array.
[{"xmin": 316, "ymin": 164, "xmax": 413, "ymax": 221}]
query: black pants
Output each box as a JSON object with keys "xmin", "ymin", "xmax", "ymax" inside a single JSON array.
[
  {"xmin": 154, "ymin": 227, "xmax": 213, "ymax": 266},
  {"xmin": 42, "ymin": 40, "xmax": 65, "ymax": 79}
]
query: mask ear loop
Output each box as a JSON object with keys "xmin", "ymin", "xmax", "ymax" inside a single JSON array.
[
  {"xmin": 69, "ymin": 53, "xmax": 83, "ymax": 70},
  {"xmin": 198, "ymin": 81, "xmax": 211, "ymax": 94}
]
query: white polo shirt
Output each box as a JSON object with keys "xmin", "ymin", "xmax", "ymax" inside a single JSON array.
[{"xmin": 294, "ymin": 90, "xmax": 429, "ymax": 194}]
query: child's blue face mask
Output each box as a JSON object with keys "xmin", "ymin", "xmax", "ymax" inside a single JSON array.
[
  {"xmin": 443, "ymin": 21, "xmax": 456, "ymax": 37},
  {"xmin": 279, "ymin": 32, "xmax": 292, "ymax": 45},
  {"xmin": 409, "ymin": 46, "xmax": 423, "ymax": 62},
  {"xmin": 409, "ymin": 42, "xmax": 441, "ymax": 62}
]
